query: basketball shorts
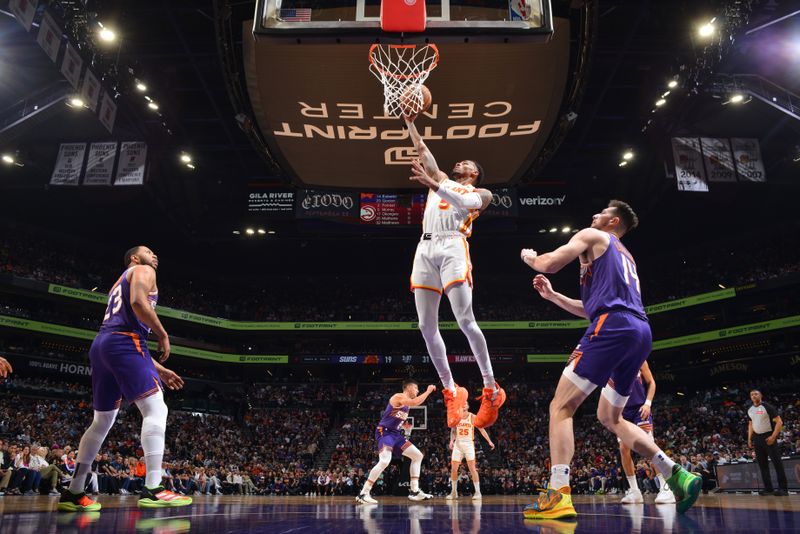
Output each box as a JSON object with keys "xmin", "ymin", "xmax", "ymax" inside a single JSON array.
[
  {"xmin": 452, "ymin": 441, "xmax": 476, "ymax": 462},
  {"xmin": 89, "ymin": 331, "xmax": 162, "ymax": 411},
  {"xmin": 623, "ymin": 407, "xmax": 654, "ymax": 434},
  {"xmin": 375, "ymin": 427, "xmax": 410, "ymax": 455},
  {"xmin": 563, "ymin": 311, "xmax": 652, "ymax": 399},
  {"xmin": 410, "ymin": 234, "xmax": 472, "ymax": 294}
]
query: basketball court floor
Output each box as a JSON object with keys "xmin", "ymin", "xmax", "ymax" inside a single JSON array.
[{"xmin": 0, "ymin": 495, "xmax": 797, "ymax": 533}]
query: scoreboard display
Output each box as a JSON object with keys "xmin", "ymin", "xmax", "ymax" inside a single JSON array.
[
  {"xmin": 295, "ymin": 354, "xmax": 520, "ymax": 365},
  {"xmin": 359, "ymin": 193, "xmax": 426, "ymax": 226}
]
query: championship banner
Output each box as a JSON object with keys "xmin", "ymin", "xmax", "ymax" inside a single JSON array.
[
  {"xmin": 114, "ymin": 142, "xmax": 147, "ymax": 186},
  {"xmin": 296, "ymin": 189, "xmax": 359, "ymax": 220},
  {"xmin": 98, "ymin": 91, "xmax": 117, "ymax": 133},
  {"xmin": 482, "ymin": 188, "xmax": 518, "ymax": 218},
  {"xmin": 700, "ymin": 138, "xmax": 736, "ymax": 182},
  {"xmin": 671, "ymin": 137, "xmax": 708, "ymax": 192},
  {"xmin": 36, "ymin": 11, "xmax": 62, "ymax": 63},
  {"xmin": 60, "ymin": 41, "xmax": 83, "ymax": 89},
  {"xmin": 84, "ymin": 142, "xmax": 117, "ymax": 185},
  {"xmin": 731, "ymin": 138, "xmax": 766, "ymax": 182},
  {"xmin": 9, "ymin": 0, "xmax": 38, "ymax": 31},
  {"xmin": 50, "ymin": 143, "xmax": 86, "ymax": 186},
  {"xmin": 80, "ymin": 69, "xmax": 101, "ymax": 111}
]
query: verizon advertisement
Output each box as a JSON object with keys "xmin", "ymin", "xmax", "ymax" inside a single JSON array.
[{"xmin": 244, "ymin": 19, "xmax": 570, "ymax": 188}]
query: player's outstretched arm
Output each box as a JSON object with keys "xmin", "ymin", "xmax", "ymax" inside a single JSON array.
[
  {"xmin": 129, "ymin": 265, "xmax": 171, "ymax": 362},
  {"xmin": 392, "ymin": 385, "xmax": 437, "ymax": 408},
  {"xmin": 520, "ymin": 228, "xmax": 605, "ymax": 274},
  {"xmin": 404, "ymin": 117, "xmax": 441, "ymax": 178},
  {"xmin": 409, "ymin": 160, "xmax": 489, "ymax": 210},
  {"xmin": 477, "ymin": 427, "xmax": 495, "ymax": 449},
  {"xmin": 531, "ymin": 274, "xmax": 588, "ymax": 319},
  {"xmin": 0, "ymin": 356, "xmax": 12, "ymax": 378}
]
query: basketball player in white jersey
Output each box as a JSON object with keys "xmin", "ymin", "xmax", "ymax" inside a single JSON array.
[
  {"xmin": 404, "ymin": 115, "xmax": 506, "ymax": 430},
  {"xmin": 448, "ymin": 403, "xmax": 494, "ymax": 500}
]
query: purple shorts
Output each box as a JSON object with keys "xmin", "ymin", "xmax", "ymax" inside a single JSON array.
[
  {"xmin": 375, "ymin": 427, "xmax": 410, "ymax": 455},
  {"xmin": 566, "ymin": 311, "xmax": 652, "ymax": 397},
  {"xmin": 623, "ymin": 407, "xmax": 654, "ymax": 433},
  {"xmin": 89, "ymin": 332, "xmax": 162, "ymax": 411}
]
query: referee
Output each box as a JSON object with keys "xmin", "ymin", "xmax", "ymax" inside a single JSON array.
[{"xmin": 747, "ymin": 390, "xmax": 788, "ymax": 496}]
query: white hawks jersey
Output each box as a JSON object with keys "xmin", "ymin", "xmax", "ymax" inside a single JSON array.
[{"xmin": 422, "ymin": 183, "xmax": 481, "ymax": 237}]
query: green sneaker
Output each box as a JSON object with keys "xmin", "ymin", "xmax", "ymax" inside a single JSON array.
[
  {"xmin": 665, "ymin": 464, "xmax": 702, "ymax": 514},
  {"xmin": 138, "ymin": 486, "xmax": 193, "ymax": 509},
  {"xmin": 57, "ymin": 491, "xmax": 102, "ymax": 512}
]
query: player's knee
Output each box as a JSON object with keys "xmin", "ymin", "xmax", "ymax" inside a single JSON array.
[
  {"xmin": 596, "ymin": 406, "xmax": 620, "ymax": 430},
  {"xmin": 549, "ymin": 397, "xmax": 576, "ymax": 420},
  {"xmin": 417, "ymin": 318, "xmax": 438, "ymax": 337}
]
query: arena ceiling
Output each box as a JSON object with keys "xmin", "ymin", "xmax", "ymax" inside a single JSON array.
[{"xmin": 0, "ymin": 0, "xmax": 798, "ymax": 249}]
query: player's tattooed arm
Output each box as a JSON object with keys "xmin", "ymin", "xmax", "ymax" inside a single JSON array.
[
  {"xmin": 404, "ymin": 117, "xmax": 442, "ymax": 179},
  {"xmin": 475, "ymin": 189, "xmax": 493, "ymax": 211}
]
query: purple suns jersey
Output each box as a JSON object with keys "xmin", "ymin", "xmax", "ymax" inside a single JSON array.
[
  {"xmin": 98, "ymin": 268, "xmax": 158, "ymax": 337},
  {"xmin": 580, "ymin": 233, "xmax": 646, "ymax": 321},
  {"xmin": 378, "ymin": 401, "xmax": 410, "ymax": 432}
]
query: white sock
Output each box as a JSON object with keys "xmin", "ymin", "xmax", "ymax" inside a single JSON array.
[
  {"xmin": 550, "ymin": 464, "xmax": 570, "ymax": 490},
  {"xmin": 627, "ymin": 475, "xmax": 639, "ymax": 491},
  {"xmin": 451, "ymin": 479, "xmax": 458, "ymax": 492},
  {"xmin": 651, "ymin": 451, "xmax": 676, "ymax": 477},
  {"xmin": 364, "ymin": 450, "xmax": 392, "ymax": 494},
  {"xmin": 447, "ymin": 284, "xmax": 495, "ymax": 388},
  {"xmin": 473, "ymin": 482, "xmax": 480, "ymax": 494},
  {"xmin": 135, "ymin": 390, "xmax": 168, "ymax": 489},
  {"xmin": 414, "ymin": 290, "xmax": 455, "ymax": 391},
  {"xmin": 656, "ymin": 473, "xmax": 668, "ymax": 490},
  {"xmin": 404, "ymin": 445, "xmax": 423, "ymax": 492},
  {"xmin": 69, "ymin": 409, "xmax": 118, "ymax": 493}
]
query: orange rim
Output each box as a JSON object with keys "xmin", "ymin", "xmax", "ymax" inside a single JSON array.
[{"xmin": 368, "ymin": 43, "xmax": 439, "ymax": 80}]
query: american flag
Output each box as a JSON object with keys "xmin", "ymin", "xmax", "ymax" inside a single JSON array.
[{"xmin": 280, "ymin": 8, "xmax": 312, "ymax": 22}]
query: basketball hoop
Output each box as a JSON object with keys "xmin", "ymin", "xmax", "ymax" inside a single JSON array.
[{"xmin": 368, "ymin": 44, "xmax": 439, "ymax": 118}]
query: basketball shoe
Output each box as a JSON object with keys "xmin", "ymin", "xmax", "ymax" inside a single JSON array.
[
  {"xmin": 408, "ymin": 489, "xmax": 433, "ymax": 501},
  {"xmin": 474, "ymin": 382, "xmax": 506, "ymax": 428},
  {"xmin": 665, "ymin": 465, "xmax": 702, "ymax": 514},
  {"xmin": 138, "ymin": 486, "xmax": 193, "ymax": 508},
  {"xmin": 443, "ymin": 386, "xmax": 468, "ymax": 428},
  {"xmin": 523, "ymin": 486, "xmax": 577, "ymax": 520},
  {"xmin": 58, "ymin": 491, "xmax": 101, "ymax": 512},
  {"xmin": 356, "ymin": 492, "xmax": 378, "ymax": 504},
  {"xmin": 620, "ymin": 487, "xmax": 644, "ymax": 504}
]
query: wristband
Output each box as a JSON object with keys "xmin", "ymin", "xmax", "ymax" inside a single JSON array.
[{"xmin": 644, "ymin": 400, "xmax": 652, "ymax": 407}]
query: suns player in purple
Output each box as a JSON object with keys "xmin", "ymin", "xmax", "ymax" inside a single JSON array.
[
  {"xmin": 58, "ymin": 246, "xmax": 191, "ymax": 512},
  {"xmin": 356, "ymin": 379, "xmax": 436, "ymax": 504},
  {"xmin": 518, "ymin": 200, "xmax": 701, "ymax": 519},
  {"xmin": 619, "ymin": 361, "xmax": 675, "ymax": 504}
]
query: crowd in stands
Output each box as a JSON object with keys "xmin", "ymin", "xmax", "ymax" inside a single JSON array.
[
  {"xmin": 2, "ymin": 227, "xmax": 799, "ymax": 323},
  {"xmin": 1, "ymin": 373, "xmax": 798, "ymax": 498}
]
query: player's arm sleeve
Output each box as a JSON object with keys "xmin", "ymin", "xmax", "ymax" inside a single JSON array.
[{"xmin": 436, "ymin": 179, "xmax": 483, "ymax": 209}]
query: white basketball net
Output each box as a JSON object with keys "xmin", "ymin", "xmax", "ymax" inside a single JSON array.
[{"xmin": 368, "ymin": 44, "xmax": 439, "ymax": 118}]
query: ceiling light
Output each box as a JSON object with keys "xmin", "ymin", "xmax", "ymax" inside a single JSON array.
[
  {"xmin": 698, "ymin": 19, "xmax": 716, "ymax": 38},
  {"xmin": 571, "ymin": 229, "xmax": 579, "ymax": 233},
  {"xmin": 144, "ymin": 95, "xmax": 153, "ymax": 102},
  {"xmin": 180, "ymin": 153, "xmax": 192, "ymax": 163},
  {"xmin": 136, "ymin": 82, "xmax": 147, "ymax": 92},
  {"xmin": 661, "ymin": 91, "xmax": 670, "ymax": 98},
  {"xmin": 98, "ymin": 27, "xmax": 116, "ymax": 42},
  {"xmin": 2, "ymin": 154, "xmax": 15, "ymax": 164},
  {"xmin": 232, "ymin": 230, "xmax": 241, "ymax": 235},
  {"xmin": 729, "ymin": 94, "xmax": 744, "ymax": 103},
  {"xmin": 257, "ymin": 229, "xmax": 266, "ymax": 235},
  {"xmin": 186, "ymin": 163, "xmax": 195, "ymax": 170},
  {"xmin": 67, "ymin": 97, "xmax": 85, "ymax": 108},
  {"xmin": 655, "ymin": 98, "xmax": 666, "ymax": 107},
  {"xmin": 549, "ymin": 227, "xmax": 557, "ymax": 233},
  {"xmin": 561, "ymin": 227, "xmax": 571, "ymax": 233},
  {"xmin": 245, "ymin": 228, "xmax": 255, "ymax": 235},
  {"xmin": 618, "ymin": 161, "xmax": 628, "ymax": 167},
  {"xmin": 538, "ymin": 229, "xmax": 546, "ymax": 234},
  {"xmin": 148, "ymin": 102, "xmax": 159, "ymax": 110},
  {"xmin": 718, "ymin": 284, "xmax": 726, "ymax": 289},
  {"xmin": 668, "ymin": 80, "xmax": 678, "ymax": 89},
  {"xmin": 268, "ymin": 230, "xmax": 276, "ymax": 235},
  {"xmin": 622, "ymin": 150, "xmax": 634, "ymax": 161}
]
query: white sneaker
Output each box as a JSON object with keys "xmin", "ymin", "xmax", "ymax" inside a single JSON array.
[
  {"xmin": 356, "ymin": 492, "xmax": 378, "ymax": 504},
  {"xmin": 120, "ymin": 489, "xmax": 130, "ymax": 495},
  {"xmin": 655, "ymin": 487, "xmax": 676, "ymax": 504},
  {"xmin": 446, "ymin": 491, "xmax": 458, "ymax": 500},
  {"xmin": 621, "ymin": 488, "xmax": 644, "ymax": 504},
  {"xmin": 408, "ymin": 490, "xmax": 433, "ymax": 501},
  {"xmin": 472, "ymin": 492, "xmax": 482, "ymax": 500}
]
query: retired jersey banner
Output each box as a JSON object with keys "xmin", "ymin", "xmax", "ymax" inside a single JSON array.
[
  {"xmin": 99, "ymin": 91, "xmax": 117, "ymax": 133},
  {"xmin": 36, "ymin": 11, "xmax": 62, "ymax": 63},
  {"xmin": 84, "ymin": 142, "xmax": 117, "ymax": 185},
  {"xmin": 700, "ymin": 138, "xmax": 736, "ymax": 183},
  {"xmin": 731, "ymin": 138, "xmax": 766, "ymax": 182},
  {"xmin": 50, "ymin": 143, "xmax": 86, "ymax": 186},
  {"xmin": 9, "ymin": 0, "xmax": 38, "ymax": 31},
  {"xmin": 60, "ymin": 41, "xmax": 83, "ymax": 89},
  {"xmin": 80, "ymin": 69, "xmax": 101, "ymax": 111},
  {"xmin": 671, "ymin": 137, "xmax": 708, "ymax": 192},
  {"xmin": 114, "ymin": 142, "xmax": 147, "ymax": 186}
]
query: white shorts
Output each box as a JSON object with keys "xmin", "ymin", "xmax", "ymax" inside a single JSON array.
[
  {"xmin": 451, "ymin": 441, "xmax": 476, "ymax": 462},
  {"xmin": 410, "ymin": 235, "xmax": 472, "ymax": 294}
]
